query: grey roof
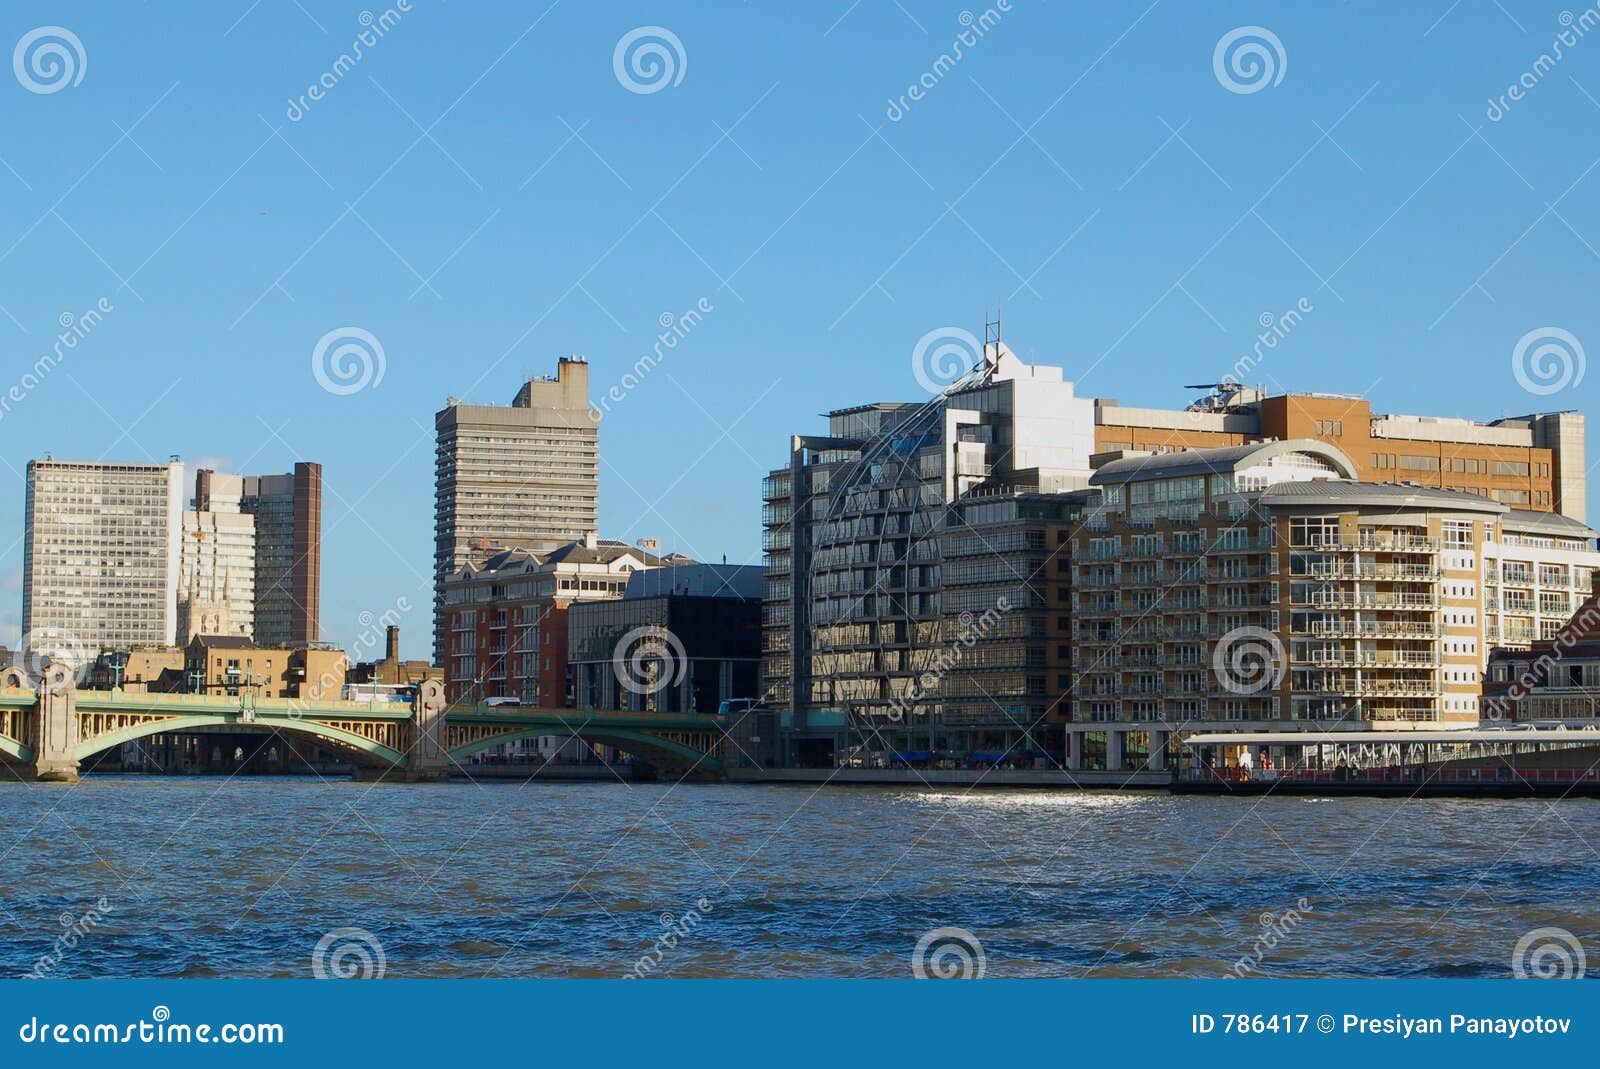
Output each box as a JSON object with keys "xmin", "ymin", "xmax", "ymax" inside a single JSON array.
[
  {"xmin": 1258, "ymin": 479, "xmax": 1506, "ymax": 513},
  {"xmin": 1089, "ymin": 439, "xmax": 1358, "ymax": 486},
  {"xmin": 477, "ymin": 547, "xmax": 541, "ymax": 571},
  {"xmin": 1501, "ymin": 508, "xmax": 1599, "ymax": 539},
  {"xmin": 451, "ymin": 540, "xmax": 684, "ymax": 582},
  {"xmin": 187, "ymin": 635, "xmax": 259, "ymax": 650},
  {"xmin": 546, "ymin": 541, "xmax": 682, "ymax": 567},
  {"xmin": 622, "ymin": 563, "xmax": 763, "ymax": 600}
]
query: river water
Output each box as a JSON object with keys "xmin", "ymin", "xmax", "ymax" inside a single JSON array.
[{"xmin": 0, "ymin": 778, "xmax": 1594, "ymax": 978}]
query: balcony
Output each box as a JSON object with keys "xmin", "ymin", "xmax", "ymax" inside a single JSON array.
[
  {"xmin": 1308, "ymin": 592, "xmax": 1439, "ymax": 610},
  {"xmin": 1310, "ymin": 620, "xmax": 1440, "ymax": 639},
  {"xmin": 1308, "ymin": 562, "xmax": 1440, "ymax": 580},
  {"xmin": 1308, "ymin": 650, "xmax": 1441, "ymax": 669},
  {"xmin": 1301, "ymin": 536, "xmax": 1441, "ymax": 553}
]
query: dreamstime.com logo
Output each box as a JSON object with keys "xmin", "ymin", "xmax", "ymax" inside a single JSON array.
[
  {"xmin": 1212, "ymin": 626, "xmax": 1286, "ymax": 695},
  {"xmin": 613, "ymin": 26, "xmax": 686, "ymax": 94},
  {"xmin": 911, "ymin": 326, "xmax": 983, "ymax": 394},
  {"xmin": 312, "ymin": 327, "xmax": 387, "ymax": 396},
  {"xmin": 612, "ymin": 626, "xmax": 687, "ymax": 697},
  {"xmin": 13, "ymin": 26, "xmax": 86, "ymax": 94},
  {"xmin": 1511, "ymin": 926, "xmax": 1586, "ymax": 979},
  {"xmin": 17, "ymin": 1006, "xmax": 283, "ymax": 1046},
  {"xmin": 311, "ymin": 927, "xmax": 387, "ymax": 979},
  {"xmin": 1212, "ymin": 26, "xmax": 1286, "ymax": 95},
  {"xmin": 1511, "ymin": 326, "xmax": 1585, "ymax": 396},
  {"xmin": 911, "ymin": 926, "xmax": 986, "ymax": 979}
]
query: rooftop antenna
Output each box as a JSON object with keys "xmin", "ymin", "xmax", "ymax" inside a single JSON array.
[{"xmin": 984, "ymin": 304, "xmax": 1002, "ymax": 373}]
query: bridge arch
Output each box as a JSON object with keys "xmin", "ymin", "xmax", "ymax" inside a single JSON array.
[
  {"xmin": 76, "ymin": 714, "xmax": 407, "ymax": 769},
  {"xmin": 448, "ymin": 725, "xmax": 721, "ymax": 772}
]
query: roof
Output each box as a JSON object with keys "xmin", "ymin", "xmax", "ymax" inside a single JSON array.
[
  {"xmin": 186, "ymin": 635, "xmax": 258, "ymax": 649},
  {"xmin": 1501, "ymin": 508, "xmax": 1599, "ymax": 539},
  {"xmin": 1088, "ymin": 439, "xmax": 1358, "ymax": 486},
  {"xmin": 543, "ymin": 541, "xmax": 675, "ymax": 567},
  {"xmin": 622, "ymin": 563, "xmax": 763, "ymax": 600},
  {"xmin": 1258, "ymin": 479, "xmax": 1507, "ymax": 513},
  {"xmin": 448, "ymin": 538, "xmax": 689, "ymax": 582},
  {"xmin": 477, "ymin": 547, "xmax": 541, "ymax": 571}
]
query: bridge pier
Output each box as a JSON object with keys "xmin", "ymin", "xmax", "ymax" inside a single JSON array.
[
  {"xmin": 34, "ymin": 666, "xmax": 80, "ymax": 783},
  {"xmin": 403, "ymin": 679, "xmax": 451, "ymax": 783}
]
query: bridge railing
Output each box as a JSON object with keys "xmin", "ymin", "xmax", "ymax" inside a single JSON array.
[
  {"xmin": 445, "ymin": 703, "xmax": 729, "ymax": 724},
  {"xmin": 72, "ymin": 689, "xmax": 418, "ymax": 718}
]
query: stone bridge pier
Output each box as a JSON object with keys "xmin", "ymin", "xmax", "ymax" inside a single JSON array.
[
  {"xmin": 33, "ymin": 666, "xmax": 80, "ymax": 782},
  {"xmin": 402, "ymin": 678, "xmax": 450, "ymax": 783}
]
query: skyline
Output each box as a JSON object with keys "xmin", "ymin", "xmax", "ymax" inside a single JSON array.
[{"xmin": 3, "ymin": 2, "xmax": 1599, "ymax": 660}]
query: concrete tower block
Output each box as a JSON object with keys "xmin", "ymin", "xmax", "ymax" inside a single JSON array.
[{"xmin": 34, "ymin": 664, "xmax": 79, "ymax": 783}]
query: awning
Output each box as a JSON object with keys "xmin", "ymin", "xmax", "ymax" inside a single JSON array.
[{"xmin": 1183, "ymin": 728, "xmax": 1600, "ymax": 746}]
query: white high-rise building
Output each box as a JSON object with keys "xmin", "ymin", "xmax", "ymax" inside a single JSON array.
[
  {"xmin": 178, "ymin": 510, "xmax": 257, "ymax": 643},
  {"xmin": 22, "ymin": 459, "xmax": 185, "ymax": 656}
]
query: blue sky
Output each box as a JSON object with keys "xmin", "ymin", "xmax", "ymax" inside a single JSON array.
[{"xmin": 1, "ymin": 1, "xmax": 1597, "ymax": 658}]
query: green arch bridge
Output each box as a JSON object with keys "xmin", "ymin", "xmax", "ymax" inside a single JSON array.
[{"xmin": 0, "ymin": 666, "xmax": 727, "ymax": 783}]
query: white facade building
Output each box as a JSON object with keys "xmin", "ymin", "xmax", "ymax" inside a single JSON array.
[
  {"xmin": 22, "ymin": 459, "xmax": 185, "ymax": 657},
  {"xmin": 178, "ymin": 510, "xmax": 257, "ymax": 642}
]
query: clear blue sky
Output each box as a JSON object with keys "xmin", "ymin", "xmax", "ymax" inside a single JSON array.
[{"xmin": 1, "ymin": 1, "xmax": 1596, "ymax": 659}]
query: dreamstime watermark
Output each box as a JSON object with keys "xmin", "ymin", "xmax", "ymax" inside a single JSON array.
[
  {"xmin": 888, "ymin": 598, "xmax": 1012, "ymax": 722},
  {"xmin": 18, "ymin": 628, "xmax": 94, "ymax": 695},
  {"xmin": 13, "ymin": 26, "xmax": 86, "ymax": 94},
  {"xmin": 312, "ymin": 326, "xmax": 386, "ymax": 396},
  {"xmin": 1212, "ymin": 26, "xmax": 1286, "ymax": 95},
  {"xmin": 1511, "ymin": 926, "xmax": 1586, "ymax": 979},
  {"xmin": 884, "ymin": 3, "xmax": 1012, "ymax": 122},
  {"xmin": 621, "ymin": 897, "xmax": 713, "ymax": 978},
  {"xmin": 612, "ymin": 626, "xmax": 688, "ymax": 698},
  {"xmin": 1212, "ymin": 626, "xmax": 1286, "ymax": 695},
  {"xmin": 22, "ymin": 898, "xmax": 118, "ymax": 978},
  {"xmin": 589, "ymin": 297, "xmax": 713, "ymax": 422},
  {"xmin": 1224, "ymin": 898, "xmax": 1313, "ymax": 978},
  {"xmin": 911, "ymin": 326, "xmax": 983, "ymax": 395},
  {"xmin": 1485, "ymin": 598, "xmax": 1600, "ymax": 722},
  {"xmin": 1189, "ymin": 298, "xmax": 1312, "ymax": 423},
  {"xmin": 911, "ymin": 926, "xmax": 986, "ymax": 979},
  {"xmin": 1511, "ymin": 326, "xmax": 1585, "ymax": 396},
  {"xmin": 311, "ymin": 927, "xmax": 386, "ymax": 979},
  {"xmin": 286, "ymin": 3, "xmax": 412, "ymax": 122},
  {"xmin": 1486, "ymin": 8, "xmax": 1599, "ymax": 122},
  {"xmin": 286, "ymin": 596, "xmax": 412, "ymax": 719},
  {"xmin": 1230, "ymin": 298, "xmax": 1311, "ymax": 392},
  {"xmin": 613, "ymin": 26, "xmax": 686, "ymax": 94},
  {"xmin": 0, "ymin": 298, "xmax": 113, "ymax": 424}
]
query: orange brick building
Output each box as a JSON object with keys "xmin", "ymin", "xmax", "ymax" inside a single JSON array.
[{"xmin": 1093, "ymin": 387, "xmax": 1584, "ymax": 519}]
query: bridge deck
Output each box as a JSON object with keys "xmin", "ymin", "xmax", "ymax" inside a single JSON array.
[{"xmin": 0, "ymin": 688, "xmax": 726, "ymax": 730}]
